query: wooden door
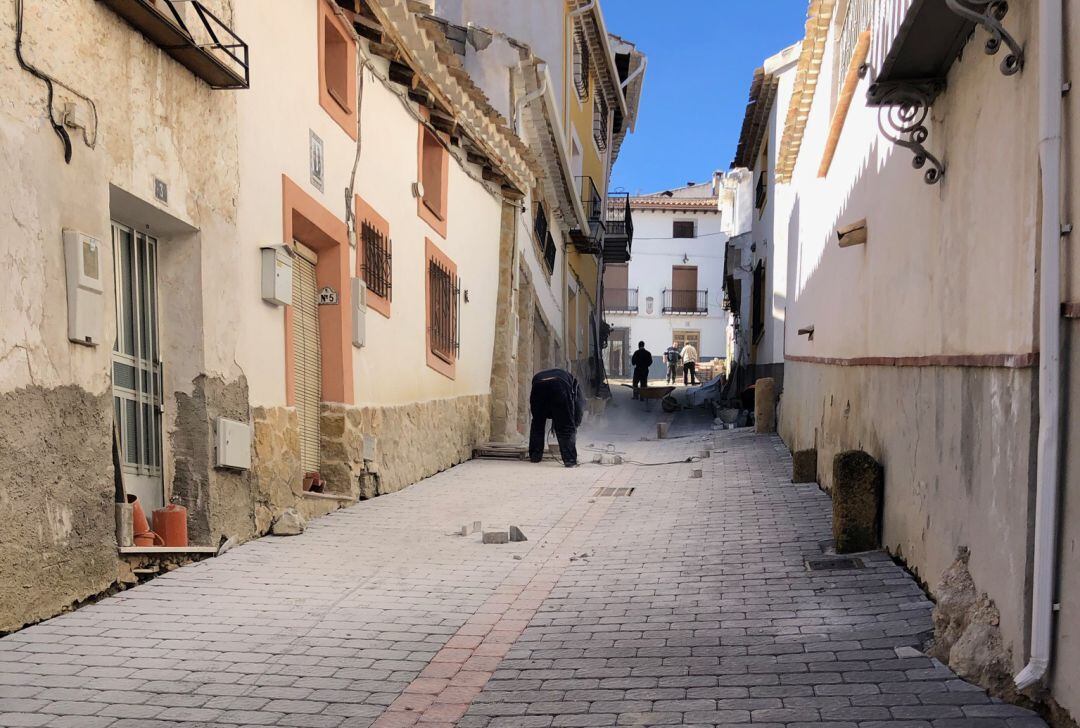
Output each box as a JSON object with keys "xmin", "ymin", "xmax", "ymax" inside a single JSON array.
[
  {"xmin": 672, "ymin": 266, "xmax": 698, "ymax": 312},
  {"xmin": 292, "ymin": 242, "xmax": 321, "ymax": 476}
]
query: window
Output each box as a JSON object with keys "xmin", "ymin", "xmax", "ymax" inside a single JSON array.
[
  {"xmin": 543, "ymin": 233, "xmax": 557, "ymax": 274},
  {"xmin": 534, "ymin": 201, "xmax": 557, "ymax": 275},
  {"xmin": 425, "ymin": 239, "xmax": 459, "ymax": 378},
  {"xmin": 417, "ymin": 124, "xmax": 449, "ymax": 237},
  {"xmin": 673, "ymin": 220, "xmax": 696, "ymax": 239},
  {"xmin": 593, "ymin": 92, "xmax": 608, "ymax": 151},
  {"xmin": 752, "ymin": 260, "xmax": 766, "ymax": 343},
  {"xmin": 361, "ymin": 222, "xmax": 392, "ymax": 301},
  {"xmin": 355, "ymin": 195, "xmax": 391, "ymax": 318},
  {"xmin": 318, "ymin": 1, "xmax": 357, "ymax": 138},
  {"xmin": 534, "ymin": 202, "xmax": 549, "ymax": 248},
  {"xmin": 755, "ymin": 171, "xmax": 768, "ymax": 211},
  {"xmin": 573, "ymin": 28, "xmax": 590, "ymax": 100}
]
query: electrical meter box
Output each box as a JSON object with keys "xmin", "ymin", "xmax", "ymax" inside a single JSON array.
[
  {"xmin": 352, "ymin": 277, "xmax": 367, "ymax": 348},
  {"xmin": 62, "ymin": 229, "xmax": 104, "ymax": 346},
  {"xmin": 261, "ymin": 246, "xmax": 293, "ymax": 306},
  {"xmin": 215, "ymin": 417, "xmax": 252, "ymax": 470}
]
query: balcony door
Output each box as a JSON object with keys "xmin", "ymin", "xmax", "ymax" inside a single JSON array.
[
  {"xmin": 603, "ymin": 263, "xmax": 629, "ymax": 310},
  {"xmin": 111, "ymin": 222, "xmax": 164, "ymax": 513},
  {"xmin": 672, "ymin": 265, "xmax": 698, "ymax": 312}
]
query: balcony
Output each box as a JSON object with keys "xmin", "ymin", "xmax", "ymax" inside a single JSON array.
[
  {"xmin": 99, "ymin": 0, "xmax": 250, "ymax": 89},
  {"xmin": 662, "ymin": 289, "xmax": 708, "ymax": 315},
  {"xmin": 603, "ymin": 192, "xmax": 633, "ymax": 263},
  {"xmin": 603, "ymin": 288, "xmax": 638, "ymax": 314},
  {"xmin": 569, "ymin": 176, "xmax": 605, "ymax": 254}
]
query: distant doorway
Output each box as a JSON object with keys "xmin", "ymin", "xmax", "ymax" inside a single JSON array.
[{"xmin": 606, "ymin": 327, "xmax": 630, "ymax": 377}]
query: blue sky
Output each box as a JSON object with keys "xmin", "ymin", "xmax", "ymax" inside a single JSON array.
[{"xmin": 604, "ymin": 0, "xmax": 809, "ymax": 195}]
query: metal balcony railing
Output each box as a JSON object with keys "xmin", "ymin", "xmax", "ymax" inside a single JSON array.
[
  {"xmin": 605, "ymin": 192, "xmax": 633, "ymax": 240},
  {"xmin": 99, "ymin": 0, "xmax": 250, "ymax": 89},
  {"xmin": 578, "ymin": 176, "xmax": 603, "ymax": 225},
  {"xmin": 603, "ymin": 288, "xmax": 638, "ymax": 314},
  {"xmin": 662, "ymin": 289, "xmax": 708, "ymax": 315},
  {"xmin": 570, "ymin": 175, "xmax": 605, "ymax": 254}
]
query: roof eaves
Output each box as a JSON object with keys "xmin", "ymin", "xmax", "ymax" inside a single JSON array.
[{"xmin": 775, "ymin": 0, "xmax": 837, "ymax": 184}]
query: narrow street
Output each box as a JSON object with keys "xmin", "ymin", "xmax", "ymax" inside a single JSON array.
[{"xmin": 0, "ymin": 389, "xmax": 1045, "ymax": 728}]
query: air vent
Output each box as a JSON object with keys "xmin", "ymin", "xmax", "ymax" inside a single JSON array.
[
  {"xmin": 806, "ymin": 557, "xmax": 864, "ymax": 571},
  {"xmin": 594, "ymin": 487, "xmax": 635, "ymax": 497}
]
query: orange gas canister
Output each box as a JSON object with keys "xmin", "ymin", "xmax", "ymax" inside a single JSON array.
[{"xmin": 152, "ymin": 504, "xmax": 189, "ymax": 547}]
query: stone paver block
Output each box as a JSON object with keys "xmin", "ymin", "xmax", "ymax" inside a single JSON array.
[{"xmin": 832, "ymin": 449, "xmax": 884, "ymax": 553}]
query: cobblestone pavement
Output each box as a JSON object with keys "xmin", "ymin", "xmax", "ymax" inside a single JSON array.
[{"xmin": 0, "ymin": 392, "xmax": 1047, "ymax": 728}]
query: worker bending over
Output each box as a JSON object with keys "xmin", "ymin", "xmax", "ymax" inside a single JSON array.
[{"xmin": 529, "ymin": 369, "xmax": 586, "ymax": 466}]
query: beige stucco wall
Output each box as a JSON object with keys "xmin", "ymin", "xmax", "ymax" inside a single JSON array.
[
  {"xmin": 778, "ymin": 0, "xmax": 1048, "ymax": 701},
  {"xmin": 235, "ymin": 0, "xmax": 504, "ymax": 410}
]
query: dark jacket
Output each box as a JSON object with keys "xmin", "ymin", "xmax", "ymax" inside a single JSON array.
[
  {"xmin": 631, "ymin": 348, "xmax": 652, "ymax": 370},
  {"xmin": 531, "ymin": 369, "xmax": 586, "ymax": 427},
  {"xmin": 664, "ymin": 346, "xmax": 681, "ymax": 364}
]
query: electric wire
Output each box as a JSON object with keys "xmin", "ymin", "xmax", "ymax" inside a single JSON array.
[{"xmin": 14, "ymin": 0, "xmax": 99, "ymax": 162}]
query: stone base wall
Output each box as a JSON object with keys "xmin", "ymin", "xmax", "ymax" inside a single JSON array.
[
  {"xmin": 0, "ymin": 386, "xmax": 116, "ymax": 633},
  {"xmin": 172, "ymin": 375, "xmax": 255, "ymax": 545},
  {"xmin": 322, "ymin": 394, "xmax": 490, "ymax": 498},
  {"xmin": 779, "ymin": 360, "xmax": 1035, "ymax": 683}
]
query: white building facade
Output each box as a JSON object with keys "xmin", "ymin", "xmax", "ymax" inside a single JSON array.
[{"xmin": 603, "ymin": 176, "xmax": 737, "ymax": 381}]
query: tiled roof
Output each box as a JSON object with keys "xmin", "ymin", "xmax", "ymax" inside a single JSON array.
[
  {"xmin": 776, "ymin": 0, "xmax": 837, "ymax": 183},
  {"xmin": 629, "ymin": 197, "xmax": 719, "ymax": 211}
]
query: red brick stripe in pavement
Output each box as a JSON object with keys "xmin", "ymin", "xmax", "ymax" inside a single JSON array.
[{"xmin": 370, "ymin": 470, "xmax": 626, "ymax": 727}]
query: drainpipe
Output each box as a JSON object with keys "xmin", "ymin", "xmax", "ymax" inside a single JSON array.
[
  {"xmin": 568, "ymin": 0, "xmax": 596, "ymax": 18},
  {"xmin": 512, "ymin": 63, "xmax": 547, "ymax": 131},
  {"xmin": 1015, "ymin": 0, "xmax": 1064, "ymax": 691},
  {"xmin": 620, "ymin": 56, "xmax": 647, "ymax": 90}
]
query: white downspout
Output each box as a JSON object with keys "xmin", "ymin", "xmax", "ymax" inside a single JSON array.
[
  {"xmin": 512, "ymin": 63, "xmax": 547, "ymax": 130},
  {"xmin": 1015, "ymin": 0, "xmax": 1064, "ymax": 690},
  {"xmin": 620, "ymin": 56, "xmax": 647, "ymax": 90},
  {"xmin": 568, "ymin": 0, "xmax": 595, "ymax": 18}
]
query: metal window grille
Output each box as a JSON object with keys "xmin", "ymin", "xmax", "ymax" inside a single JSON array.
[
  {"xmin": 755, "ymin": 171, "xmax": 768, "ymax": 210},
  {"xmin": 542, "ymin": 232, "xmax": 557, "ymax": 274},
  {"xmin": 593, "ymin": 92, "xmax": 608, "ymax": 151},
  {"xmin": 361, "ymin": 221, "xmax": 392, "ymax": 301},
  {"xmin": 534, "ymin": 203, "xmax": 549, "ymax": 248},
  {"xmin": 837, "ymin": 0, "xmax": 877, "ymax": 89},
  {"xmin": 573, "ymin": 28, "xmax": 590, "ymax": 100},
  {"xmin": 673, "ymin": 221, "xmax": 696, "ymax": 239},
  {"xmin": 752, "ymin": 260, "xmax": 766, "ymax": 343},
  {"xmin": 428, "ymin": 257, "xmax": 459, "ymax": 362}
]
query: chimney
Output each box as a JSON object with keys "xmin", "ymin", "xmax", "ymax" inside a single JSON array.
[{"xmin": 712, "ymin": 170, "xmax": 723, "ymax": 196}]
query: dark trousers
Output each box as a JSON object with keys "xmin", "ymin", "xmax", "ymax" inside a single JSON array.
[
  {"xmin": 684, "ymin": 362, "xmax": 697, "ymax": 384},
  {"xmin": 528, "ymin": 413, "xmax": 577, "ymax": 464},
  {"xmin": 632, "ymin": 367, "xmax": 648, "ymax": 398},
  {"xmin": 666, "ymin": 363, "xmax": 678, "ymax": 384}
]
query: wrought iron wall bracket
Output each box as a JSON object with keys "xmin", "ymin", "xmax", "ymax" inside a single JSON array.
[
  {"xmin": 875, "ymin": 82, "xmax": 946, "ymax": 185},
  {"xmin": 945, "ymin": 0, "xmax": 1023, "ymax": 75}
]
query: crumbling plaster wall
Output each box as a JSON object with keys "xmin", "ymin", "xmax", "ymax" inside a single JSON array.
[
  {"xmin": 776, "ymin": 0, "xmax": 1043, "ymax": 705},
  {"xmin": 780, "ymin": 362, "xmax": 1035, "ymax": 681},
  {"xmin": 0, "ymin": 0, "xmax": 240, "ymax": 629}
]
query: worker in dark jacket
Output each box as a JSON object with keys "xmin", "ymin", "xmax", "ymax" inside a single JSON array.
[
  {"xmin": 529, "ymin": 369, "xmax": 586, "ymax": 466},
  {"xmin": 630, "ymin": 341, "xmax": 652, "ymax": 400}
]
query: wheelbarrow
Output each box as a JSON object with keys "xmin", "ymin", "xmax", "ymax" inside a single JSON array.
[{"xmin": 620, "ymin": 383, "xmax": 676, "ymax": 410}]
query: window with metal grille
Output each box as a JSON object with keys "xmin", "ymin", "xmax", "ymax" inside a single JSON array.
[
  {"xmin": 752, "ymin": 260, "xmax": 766, "ymax": 343},
  {"xmin": 534, "ymin": 202, "xmax": 549, "ymax": 249},
  {"xmin": 361, "ymin": 221, "xmax": 392, "ymax": 301},
  {"xmin": 593, "ymin": 92, "xmax": 608, "ymax": 151},
  {"xmin": 673, "ymin": 220, "xmax": 696, "ymax": 239},
  {"xmin": 755, "ymin": 171, "xmax": 768, "ymax": 211},
  {"xmin": 573, "ymin": 28, "xmax": 590, "ymax": 100},
  {"xmin": 543, "ymin": 232, "xmax": 557, "ymax": 274},
  {"xmin": 428, "ymin": 256, "xmax": 459, "ymax": 363}
]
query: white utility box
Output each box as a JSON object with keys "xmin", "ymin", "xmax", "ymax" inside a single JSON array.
[
  {"xmin": 215, "ymin": 417, "xmax": 252, "ymax": 470},
  {"xmin": 261, "ymin": 246, "xmax": 293, "ymax": 306},
  {"xmin": 62, "ymin": 229, "xmax": 104, "ymax": 346},
  {"xmin": 351, "ymin": 277, "xmax": 367, "ymax": 347}
]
